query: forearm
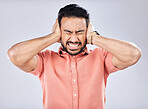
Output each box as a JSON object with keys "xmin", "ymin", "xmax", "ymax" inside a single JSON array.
[
  {"xmin": 92, "ymin": 34, "xmax": 141, "ymax": 63},
  {"xmin": 7, "ymin": 33, "xmax": 58, "ymax": 65}
]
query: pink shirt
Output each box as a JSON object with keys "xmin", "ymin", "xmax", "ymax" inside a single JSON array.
[{"xmin": 27, "ymin": 46, "xmax": 119, "ymax": 109}]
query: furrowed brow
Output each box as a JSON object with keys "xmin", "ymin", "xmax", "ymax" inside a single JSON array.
[
  {"xmin": 64, "ymin": 30, "xmax": 73, "ymax": 33},
  {"xmin": 76, "ymin": 30, "xmax": 85, "ymax": 33}
]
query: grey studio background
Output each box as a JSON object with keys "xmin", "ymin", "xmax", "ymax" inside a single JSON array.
[{"xmin": 0, "ymin": 0, "xmax": 147, "ymax": 109}]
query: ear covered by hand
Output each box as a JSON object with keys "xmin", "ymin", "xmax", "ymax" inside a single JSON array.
[
  {"xmin": 52, "ymin": 19, "xmax": 61, "ymax": 43},
  {"xmin": 87, "ymin": 22, "xmax": 94, "ymax": 44},
  {"xmin": 87, "ymin": 22, "xmax": 100, "ymax": 45}
]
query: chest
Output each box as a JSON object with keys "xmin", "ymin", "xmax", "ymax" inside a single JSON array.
[{"xmin": 44, "ymin": 54, "xmax": 106, "ymax": 84}]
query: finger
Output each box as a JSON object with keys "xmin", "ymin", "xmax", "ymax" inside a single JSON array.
[
  {"xmin": 56, "ymin": 18, "xmax": 58, "ymax": 23},
  {"xmin": 52, "ymin": 19, "xmax": 58, "ymax": 32},
  {"xmin": 52, "ymin": 24, "xmax": 56, "ymax": 33},
  {"xmin": 56, "ymin": 19, "xmax": 60, "ymax": 28},
  {"xmin": 89, "ymin": 22, "xmax": 94, "ymax": 32}
]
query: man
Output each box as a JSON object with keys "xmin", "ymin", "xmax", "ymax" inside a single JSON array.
[{"xmin": 7, "ymin": 4, "xmax": 141, "ymax": 109}]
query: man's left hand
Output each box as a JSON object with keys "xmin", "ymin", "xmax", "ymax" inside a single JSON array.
[{"xmin": 86, "ymin": 22, "xmax": 94, "ymax": 44}]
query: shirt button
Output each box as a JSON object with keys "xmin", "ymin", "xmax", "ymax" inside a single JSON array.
[
  {"xmin": 74, "ymin": 94, "xmax": 77, "ymax": 96},
  {"xmin": 73, "ymin": 79, "xmax": 76, "ymax": 82},
  {"xmin": 72, "ymin": 65, "xmax": 75, "ymax": 68}
]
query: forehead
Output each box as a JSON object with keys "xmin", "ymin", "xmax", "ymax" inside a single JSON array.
[{"xmin": 61, "ymin": 17, "xmax": 87, "ymax": 30}]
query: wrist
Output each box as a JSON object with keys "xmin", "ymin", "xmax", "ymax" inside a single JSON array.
[
  {"xmin": 46, "ymin": 33, "xmax": 60, "ymax": 43},
  {"xmin": 91, "ymin": 31, "xmax": 100, "ymax": 45}
]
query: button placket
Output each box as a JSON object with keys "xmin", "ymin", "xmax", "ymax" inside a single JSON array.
[
  {"xmin": 71, "ymin": 58, "xmax": 79, "ymax": 109},
  {"xmin": 72, "ymin": 65, "xmax": 75, "ymax": 68}
]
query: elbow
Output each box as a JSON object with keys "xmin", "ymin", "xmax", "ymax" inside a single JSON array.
[
  {"xmin": 7, "ymin": 48, "xmax": 15, "ymax": 61},
  {"xmin": 131, "ymin": 47, "xmax": 142, "ymax": 65},
  {"xmin": 7, "ymin": 47, "xmax": 23, "ymax": 66},
  {"xmin": 7, "ymin": 48, "xmax": 17, "ymax": 64}
]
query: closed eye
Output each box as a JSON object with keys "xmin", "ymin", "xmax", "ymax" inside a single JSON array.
[
  {"xmin": 76, "ymin": 30, "xmax": 85, "ymax": 33},
  {"xmin": 64, "ymin": 30, "xmax": 72, "ymax": 33}
]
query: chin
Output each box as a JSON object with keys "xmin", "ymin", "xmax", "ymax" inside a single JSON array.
[{"xmin": 67, "ymin": 49, "xmax": 81, "ymax": 56}]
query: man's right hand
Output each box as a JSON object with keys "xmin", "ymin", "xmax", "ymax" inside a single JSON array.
[{"xmin": 52, "ymin": 19, "xmax": 61, "ymax": 43}]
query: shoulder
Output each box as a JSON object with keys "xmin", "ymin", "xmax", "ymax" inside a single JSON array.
[
  {"xmin": 90, "ymin": 47, "xmax": 108, "ymax": 56},
  {"xmin": 37, "ymin": 49, "xmax": 52, "ymax": 58}
]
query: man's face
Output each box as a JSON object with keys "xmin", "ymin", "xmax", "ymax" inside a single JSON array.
[{"xmin": 60, "ymin": 17, "xmax": 87, "ymax": 56}]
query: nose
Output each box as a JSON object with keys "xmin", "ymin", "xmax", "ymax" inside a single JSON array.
[{"xmin": 70, "ymin": 33, "xmax": 79, "ymax": 42}]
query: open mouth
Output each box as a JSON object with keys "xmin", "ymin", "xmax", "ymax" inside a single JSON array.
[{"xmin": 67, "ymin": 42, "xmax": 81, "ymax": 50}]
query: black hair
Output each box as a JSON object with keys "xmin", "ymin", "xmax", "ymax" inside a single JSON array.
[{"xmin": 58, "ymin": 4, "xmax": 89, "ymax": 27}]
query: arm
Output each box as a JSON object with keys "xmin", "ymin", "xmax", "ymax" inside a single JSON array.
[
  {"xmin": 7, "ymin": 19, "xmax": 61, "ymax": 72},
  {"xmin": 87, "ymin": 23, "xmax": 141, "ymax": 70},
  {"xmin": 92, "ymin": 33, "xmax": 141, "ymax": 69}
]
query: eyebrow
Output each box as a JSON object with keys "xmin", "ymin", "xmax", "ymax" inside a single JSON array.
[
  {"xmin": 64, "ymin": 30, "xmax": 73, "ymax": 33},
  {"xmin": 64, "ymin": 29, "xmax": 85, "ymax": 33},
  {"xmin": 76, "ymin": 30, "xmax": 85, "ymax": 33}
]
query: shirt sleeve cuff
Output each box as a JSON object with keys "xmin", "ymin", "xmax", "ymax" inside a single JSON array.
[
  {"xmin": 27, "ymin": 53, "xmax": 42, "ymax": 77},
  {"xmin": 107, "ymin": 53, "xmax": 120, "ymax": 74}
]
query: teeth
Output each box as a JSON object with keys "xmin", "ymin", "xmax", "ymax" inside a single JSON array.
[{"xmin": 69, "ymin": 43, "xmax": 79, "ymax": 47}]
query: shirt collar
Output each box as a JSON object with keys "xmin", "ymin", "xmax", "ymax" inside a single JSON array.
[{"xmin": 58, "ymin": 46, "xmax": 89, "ymax": 57}]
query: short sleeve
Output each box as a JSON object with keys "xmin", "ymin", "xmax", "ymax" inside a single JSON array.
[
  {"xmin": 105, "ymin": 51, "xmax": 120, "ymax": 74},
  {"xmin": 26, "ymin": 50, "xmax": 49, "ymax": 77}
]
